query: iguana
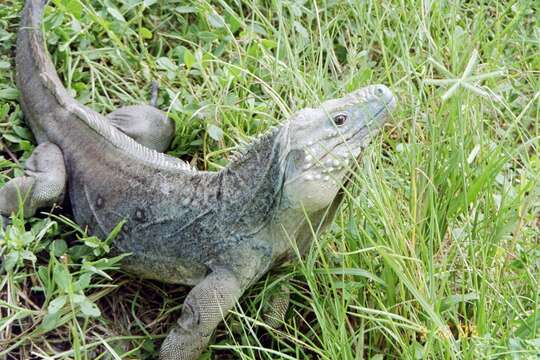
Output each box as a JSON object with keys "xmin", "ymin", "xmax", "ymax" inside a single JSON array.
[{"xmin": 1, "ymin": 1, "xmax": 397, "ymax": 359}]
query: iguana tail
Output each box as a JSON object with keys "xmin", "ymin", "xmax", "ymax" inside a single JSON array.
[
  {"xmin": 16, "ymin": 1, "xmax": 191, "ymax": 170},
  {"xmin": 16, "ymin": 0, "xmax": 76, "ymax": 143}
]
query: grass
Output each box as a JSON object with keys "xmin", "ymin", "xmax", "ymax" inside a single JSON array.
[{"xmin": 0, "ymin": 0, "xmax": 538, "ymax": 359}]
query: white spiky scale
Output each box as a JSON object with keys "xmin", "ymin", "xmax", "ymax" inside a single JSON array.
[
  {"xmin": 332, "ymin": 159, "xmax": 341, "ymax": 167},
  {"xmin": 324, "ymin": 166, "xmax": 336, "ymax": 174},
  {"xmin": 324, "ymin": 175, "xmax": 330, "ymax": 181}
]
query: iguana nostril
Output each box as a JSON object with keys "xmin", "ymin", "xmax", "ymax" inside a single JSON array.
[{"xmin": 375, "ymin": 87, "xmax": 384, "ymax": 96}]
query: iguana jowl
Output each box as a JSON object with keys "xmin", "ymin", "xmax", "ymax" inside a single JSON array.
[{"xmin": 2, "ymin": 1, "xmax": 397, "ymax": 359}]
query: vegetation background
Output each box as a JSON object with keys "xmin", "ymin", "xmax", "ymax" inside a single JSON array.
[{"xmin": 0, "ymin": 0, "xmax": 538, "ymax": 359}]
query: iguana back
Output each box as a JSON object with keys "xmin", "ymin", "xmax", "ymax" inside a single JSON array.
[{"xmin": 16, "ymin": 0, "xmax": 285, "ymax": 284}]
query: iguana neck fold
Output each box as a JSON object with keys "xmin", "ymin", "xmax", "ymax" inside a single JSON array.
[{"xmin": 221, "ymin": 127, "xmax": 286, "ymax": 228}]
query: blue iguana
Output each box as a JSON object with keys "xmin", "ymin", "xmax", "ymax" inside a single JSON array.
[{"xmin": 1, "ymin": 1, "xmax": 397, "ymax": 359}]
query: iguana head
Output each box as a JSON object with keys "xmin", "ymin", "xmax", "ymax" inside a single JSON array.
[{"xmin": 279, "ymin": 84, "xmax": 396, "ymax": 212}]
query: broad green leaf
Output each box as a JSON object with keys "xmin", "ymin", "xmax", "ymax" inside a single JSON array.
[
  {"xmin": 156, "ymin": 57, "xmax": 176, "ymax": 71},
  {"xmin": 51, "ymin": 239, "xmax": 68, "ymax": 257},
  {"xmin": 20, "ymin": 250, "xmax": 37, "ymax": 263},
  {"xmin": 441, "ymin": 292, "xmax": 479, "ymax": 311},
  {"xmin": 0, "ymin": 103, "xmax": 9, "ymax": 118},
  {"xmin": 207, "ymin": 13, "xmax": 225, "ymax": 28},
  {"xmin": 48, "ymin": 296, "xmax": 66, "ymax": 314},
  {"xmin": 64, "ymin": 0, "xmax": 82, "ymax": 19},
  {"xmin": 107, "ymin": 7, "xmax": 125, "ymax": 22},
  {"xmin": 226, "ymin": 14, "xmax": 241, "ymax": 33},
  {"xmin": 183, "ymin": 49, "xmax": 196, "ymax": 69},
  {"xmin": 4, "ymin": 252, "xmax": 19, "ymax": 272},
  {"xmin": 80, "ymin": 298, "xmax": 101, "ymax": 317},
  {"xmin": 72, "ymin": 294, "xmax": 86, "ymax": 304},
  {"xmin": 515, "ymin": 312, "xmax": 540, "ymax": 339},
  {"xmin": 260, "ymin": 39, "xmax": 277, "ymax": 50},
  {"xmin": 143, "ymin": 0, "xmax": 158, "ymax": 7},
  {"xmin": 0, "ymin": 88, "xmax": 18, "ymax": 100},
  {"xmin": 19, "ymin": 230, "xmax": 35, "ymax": 246},
  {"xmin": 3, "ymin": 134, "xmax": 22, "ymax": 143},
  {"xmin": 12, "ymin": 125, "xmax": 33, "ymax": 141},
  {"xmin": 207, "ymin": 124, "xmax": 223, "ymax": 141},
  {"xmin": 175, "ymin": 6, "xmax": 197, "ymax": 13},
  {"xmin": 81, "ymin": 263, "xmax": 112, "ymax": 280},
  {"xmin": 293, "ymin": 21, "xmax": 309, "ymax": 39},
  {"xmin": 83, "ymin": 236, "xmax": 102, "ymax": 249},
  {"xmin": 53, "ymin": 263, "xmax": 71, "ymax": 291},
  {"xmin": 198, "ymin": 31, "xmax": 219, "ymax": 42},
  {"xmin": 139, "ymin": 27, "xmax": 152, "ymax": 40},
  {"xmin": 75, "ymin": 273, "xmax": 92, "ymax": 291},
  {"xmin": 39, "ymin": 312, "xmax": 61, "ymax": 332}
]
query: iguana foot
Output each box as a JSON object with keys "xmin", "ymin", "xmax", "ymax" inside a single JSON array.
[
  {"xmin": 107, "ymin": 105, "xmax": 174, "ymax": 152},
  {"xmin": 262, "ymin": 283, "xmax": 290, "ymax": 329},
  {"xmin": 160, "ymin": 269, "xmax": 242, "ymax": 360},
  {"xmin": 0, "ymin": 142, "xmax": 66, "ymax": 218},
  {"xmin": 150, "ymin": 80, "xmax": 159, "ymax": 108}
]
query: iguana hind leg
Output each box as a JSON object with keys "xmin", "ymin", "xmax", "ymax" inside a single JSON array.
[
  {"xmin": 107, "ymin": 105, "xmax": 174, "ymax": 152},
  {"xmin": 160, "ymin": 268, "xmax": 242, "ymax": 360},
  {"xmin": 0, "ymin": 142, "xmax": 66, "ymax": 218}
]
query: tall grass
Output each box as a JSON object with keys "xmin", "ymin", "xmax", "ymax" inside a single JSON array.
[{"xmin": 0, "ymin": 0, "xmax": 538, "ymax": 359}]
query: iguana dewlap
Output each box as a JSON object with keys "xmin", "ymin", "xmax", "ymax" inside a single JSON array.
[{"xmin": 1, "ymin": 1, "xmax": 397, "ymax": 359}]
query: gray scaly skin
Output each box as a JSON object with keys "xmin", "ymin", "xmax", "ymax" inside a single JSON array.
[{"xmin": 1, "ymin": 1, "xmax": 397, "ymax": 359}]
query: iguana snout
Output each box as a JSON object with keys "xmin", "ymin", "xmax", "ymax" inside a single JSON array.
[{"xmin": 280, "ymin": 84, "xmax": 396, "ymax": 211}]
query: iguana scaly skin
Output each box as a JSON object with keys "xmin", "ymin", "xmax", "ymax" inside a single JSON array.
[{"xmin": 2, "ymin": 1, "xmax": 397, "ymax": 359}]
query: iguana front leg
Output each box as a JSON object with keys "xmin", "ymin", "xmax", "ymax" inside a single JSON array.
[
  {"xmin": 160, "ymin": 268, "xmax": 243, "ymax": 360},
  {"xmin": 0, "ymin": 142, "xmax": 66, "ymax": 219},
  {"xmin": 262, "ymin": 283, "xmax": 290, "ymax": 329},
  {"xmin": 107, "ymin": 105, "xmax": 174, "ymax": 152}
]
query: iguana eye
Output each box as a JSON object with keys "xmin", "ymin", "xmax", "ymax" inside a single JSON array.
[{"xmin": 333, "ymin": 114, "xmax": 347, "ymax": 126}]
